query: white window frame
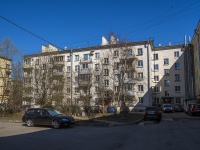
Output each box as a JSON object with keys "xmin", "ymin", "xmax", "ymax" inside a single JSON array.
[{"xmin": 138, "ymin": 60, "xmax": 143, "ymax": 67}]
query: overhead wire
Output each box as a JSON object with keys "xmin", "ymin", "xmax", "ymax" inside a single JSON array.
[{"xmin": 0, "ymin": 0, "xmax": 200, "ymax": 50}]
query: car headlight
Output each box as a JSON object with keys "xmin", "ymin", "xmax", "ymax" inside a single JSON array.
[{"xmin": 62, "ymin": 119, "xmax": 69, "ymax": 122}]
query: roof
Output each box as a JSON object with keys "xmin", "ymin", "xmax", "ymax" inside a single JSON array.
[
  {"xmin": 0, "ymin": 55, "xmax": 12, "ymax": 61},
  {"xmin": 23, "ymin": 40, "xmax": 153, "ymax": 58}
]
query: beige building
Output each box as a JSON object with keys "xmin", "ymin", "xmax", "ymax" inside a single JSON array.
[
  {"xmin": 0, "ymin": 56, "xmax": 12, "ymax": 106},
  {"xmin": 192, "ymin": 21, "xmax": 200, "ymax": 100},
  {"xmin": 23, "ymin": 37, "xmax": 188, "ymax": 110}
]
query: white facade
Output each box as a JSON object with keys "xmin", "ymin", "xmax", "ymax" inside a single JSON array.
[{"xmin": 23, "ymin": 40, "xmax": 186, "ymax": 111}]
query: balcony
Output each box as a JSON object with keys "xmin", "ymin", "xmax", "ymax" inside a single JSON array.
[
  {"xmin": 52, "ymin": 71, "xmax": 64, "ymax": 77},
  {"xmin": 80, "ymin": 58, "xmax": 92, "ymax": 64},
  {"xmin": 5, "ymin": 68, "xmax": 11, "ymax": 73},
  {"xmin": 126, "ymin": 90, "xmax": 135, "ymax": 96},
  {"xmin": 23, "ymin": 64, "xmax": 33, "ymax": 70},
  {"xmin": 24, "ymin": 74, "xmax": 32, "ymax": 78},
  {"xmin": 53, "ymin": 61, "xmax": 65, "ymax": 67},
  {"xmin": 79, "ymin": 68, "xmax": 92, "ymax": 74}
]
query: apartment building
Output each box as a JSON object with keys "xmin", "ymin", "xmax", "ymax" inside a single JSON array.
[
  {"xmin": 23, "ymin": 36, "xmax": 188, "ymax": 110},
  {"xmin": 151, "ymin": 45, "xmax": 186, "ymax": 106},
  {"xmin": 0, "ymin": 56, "xmax": 12, "ymax": 106},
  {"xmin": 23, "ymin": 39, "xmax": 153, "ymax": 109}
]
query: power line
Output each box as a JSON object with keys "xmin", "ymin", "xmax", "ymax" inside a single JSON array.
[{"xmin": 0, "ymin": 15, "xmax": 63, "ymax": 50}]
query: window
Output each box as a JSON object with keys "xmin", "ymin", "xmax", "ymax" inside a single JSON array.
[
  {"xmin": 174, "ymin": 51, "xmax": 179, "ymax": 57},
  {"xmin": 95, "ymin": 75, "xmax": 99, "ymax": 81},
  {"xmin": 175, "ymin": 86, "xmax": 181, "ymax": 92},
  {"xmin": 114, "ymin": 51, "xmax": 119, "ymax": 57},
  {"xmin": 104, "ymin": 69, "xmax": 109, "ymax": 76},
  {"xmin": 75, "ymin": 55, "xmax": 79, "ymax": 61},
  {"xmin": 75, "ymin": 76, "xmax": 78, "ymax": 82},
  {"xmin": 24, "ymin": 58, "xmax": 31, "ymax": 65},
  {"xmin": 139, "ymin": 97, "xmax": 143, "ymax": 103},
  {"xmin": 126, "ymin": 61, "xmax": 133, "ymax": 68},
  {"xmin": 154, "ymin": 76, "xmax": 159, "ymax": 82},
  {"xmin": 104, "ymin": 80, "xmax": 109, "ymax": 86},
  {"xmin": 164, "ymin": 80, "xmax": 170, "ymax": 86},
  {"xmin": 138, "ymin": 60, "xmax": 143, "ymax": 67},
  {"xmin": 75, "ymin": 65, "xmax": 80, "ymax": 72},
  {"xmin": 153, "ymin": 86, "xmax": 160, "ymax": 93},
  {"xmin": 153, "ymin": 53, "xmax": 158, "ymax": 60},
  {"xmin": 67, "ymin": 56, "xmax": 71, "ymax": 62},
  {"xmin": 36, "ymin": 59, "xmax": 40, "ymax": 65},
  {"xmin": 57, "ymin": 66, "xmax": 63, "ymax": 72},
  {"xmin": 165, "ymin": 91, "xmax": 170, "ymax": 96},
  {"xmin": 154, "ymin": 64, "xmax": 159, "ymax": 71},
  {"xmin": 104, "ymin": 58, "xmax": 109, "ymax": 64},
  {"xmin": 95, "ymin": 86, "xmax": 99, "ymax": 93},
  {"xmin": 84, "ymin": 54, "xmax": 90, "ymax": 60},
  {"xmin": 54, "ymin": 56, "xmax": 63, "ymax": 62},
  {"xmin": 49, "ymin": 58, "xmax": 53, "ymax": 64},
  {"xmin": 82, "ymin": 63, "xmax": 88, "ymax": 69},
  {"xmin": 175, "ymin": 74, "xmax": 180, "ymax": 81},
  {"xmin": 75, "ymin": 88, "xmax": 79, "ymax": 93},
  {"xmin": 95, "ymin": 64, "xmax": 100, "ymax": 70},
  {"xmin": 67, "ymin": 66, "xmax": 71, "ymax": 72},
  {"xmin": 164, "ymin": 69, "xmax": 169, "ymax": 75},
  {"xmin": 115, "ymin": 74, "xmax": 120, "ymax": 81},
  {"xmin": 164, "ymin": 58, "xmax": 169, "ymax": 65},
  {"xmin": 154, "ymin": 98, "xmax": 159, "ymax": 104},
  {"xmin": 138, "ymin": 85, "xmax": 143, "ymax": 91},
  {"xmin": 124, "ymin": 49, "xmax": 132, "ymax": 56},
  {"xmin": 67, "ymin": 77, "xmax": 71, "ymax": 82},
  {"xmin": 95, "ymin": 53, "xmax": 100, "ymax": 59},
  {"xmin": 42, "ymin": 64, "xmax": 46, "ymax": 70},
  {"xmin": 114, "ymin": 62, "xmax": 120, "ymax": 69},
  {"xmin": 137, "ymin": 48, "xmax": 143, "ymax": 55},
  {"xmin": 175, "ymin": 62, "xmax": 180, "ymax": 70},
  {"xmin": 115, "ymin": 86, "xmax": 119, "ymax": 92},
  {"xmin": 175, "ymin": 97, "xmax": 181, "ymax": 103},
  {"xmin": 67, "ymin": 88, "xmax": 70, "ymax": 94},
  {"xmin": 138, "ymin": 72, "xmax": 143, "ymax": 79}
]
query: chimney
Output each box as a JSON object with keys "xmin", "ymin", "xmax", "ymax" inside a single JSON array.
[{"xmin": 102, "ymin": 36, "xmax": 109, "ymax": 45}]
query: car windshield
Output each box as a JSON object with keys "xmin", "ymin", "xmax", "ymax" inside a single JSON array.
[
  {"xmin": 146, "ymin": 107, "xmax": 157, "ymax": 111},
  {"xmin": 164, "ymin": 104, "xmax": 171, "ymax": 107},
  {"xmin": 47, "ymin": 109, "xmax": 62, "ymax": 116}
]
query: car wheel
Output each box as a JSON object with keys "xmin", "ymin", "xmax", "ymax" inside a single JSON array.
[
  {"xmin": 52, "ymin": 120, "xmax": 60, "ymax": 129},
  {"xmin": 26, "ymin": 119, "xmax": 33, "ymax": 127}
]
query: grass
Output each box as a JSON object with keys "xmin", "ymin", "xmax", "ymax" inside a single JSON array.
[{"xmin": 0, "ymin": 111, "xmax": 144, "ymax": 125}]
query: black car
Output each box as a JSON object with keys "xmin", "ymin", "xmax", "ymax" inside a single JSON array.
[
  {"xmin": 22, "ymin": 108, "xmax": 75, "ymax": 129},
  {"xmin": 174, "ymin": 104, "xmax": 184, "ymax": 112},
  {"xmin": 144, "ymin": 106, "xmax": 162, "ymax": 121}
]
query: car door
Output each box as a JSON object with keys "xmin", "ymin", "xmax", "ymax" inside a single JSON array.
[{"xmin": 40, "ymin": 110, "xmax": 52, "ymax": 125}]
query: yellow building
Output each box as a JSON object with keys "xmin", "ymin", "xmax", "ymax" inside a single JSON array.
[{"xmin": 0, "ymin": 56, "xmax": 12, "ymax": 106}]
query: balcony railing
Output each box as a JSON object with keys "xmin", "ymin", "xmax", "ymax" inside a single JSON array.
[{"xmin": 23, "ymin": 64, "xmax": 33, "ymax": 70}]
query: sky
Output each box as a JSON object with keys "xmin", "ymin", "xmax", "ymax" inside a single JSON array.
[{"xmin": 0, "ymin": 0, "xmax": 200, "ymax": 55}]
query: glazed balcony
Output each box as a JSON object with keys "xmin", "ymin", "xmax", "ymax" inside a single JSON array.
[{"xmin": 23, "ymin": 64, "xmax": 33, "ymax": 70}]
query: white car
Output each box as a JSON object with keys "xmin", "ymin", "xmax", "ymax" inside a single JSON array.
[{"xmin": 162, "ymin": 104, "xmax": 173, "ymax": 112}]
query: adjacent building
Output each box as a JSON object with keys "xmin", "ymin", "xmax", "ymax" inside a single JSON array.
[{"xmin": 0, "ymin": 56, "xmax": 12, "ymax": 106}]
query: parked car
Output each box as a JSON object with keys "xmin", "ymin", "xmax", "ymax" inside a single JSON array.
[
  {"xmin": 174, "ymin": 104, "xmax": 184, "ymax": 112},
  {"xmin": 107, "ymin": 106, "xmax": 116, "ymax": 113},
  {"xmin": 162, "ymin": 104, "xmax": 173, "ymax": 112},
  {"xmin": 184, "ymin": 103, "xmax": 194, "ymax": 114},
  {"xmin": 188, "ymin": 104, "xmax": 200, "ymax": 116},
  {"xmin": 22, "ymin": 108, "xmax": 75, "ymax": 129},
  {"xmin": 120, "ymin": 106, "xmax": 130, "ymax": 113},
  {"xmin": 144, "ymin": 106, "xmax": 162, "ymax": 121}
]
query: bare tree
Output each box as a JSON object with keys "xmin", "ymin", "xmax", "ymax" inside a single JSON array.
[{"xmin": 0, "ymin": 38, "xmax": 23, "ymax": 113}]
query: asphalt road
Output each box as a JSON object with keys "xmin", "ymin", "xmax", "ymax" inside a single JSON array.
[{"xmin": 0, "ymin": 112, "xmax": 200, "ymax": 150}]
